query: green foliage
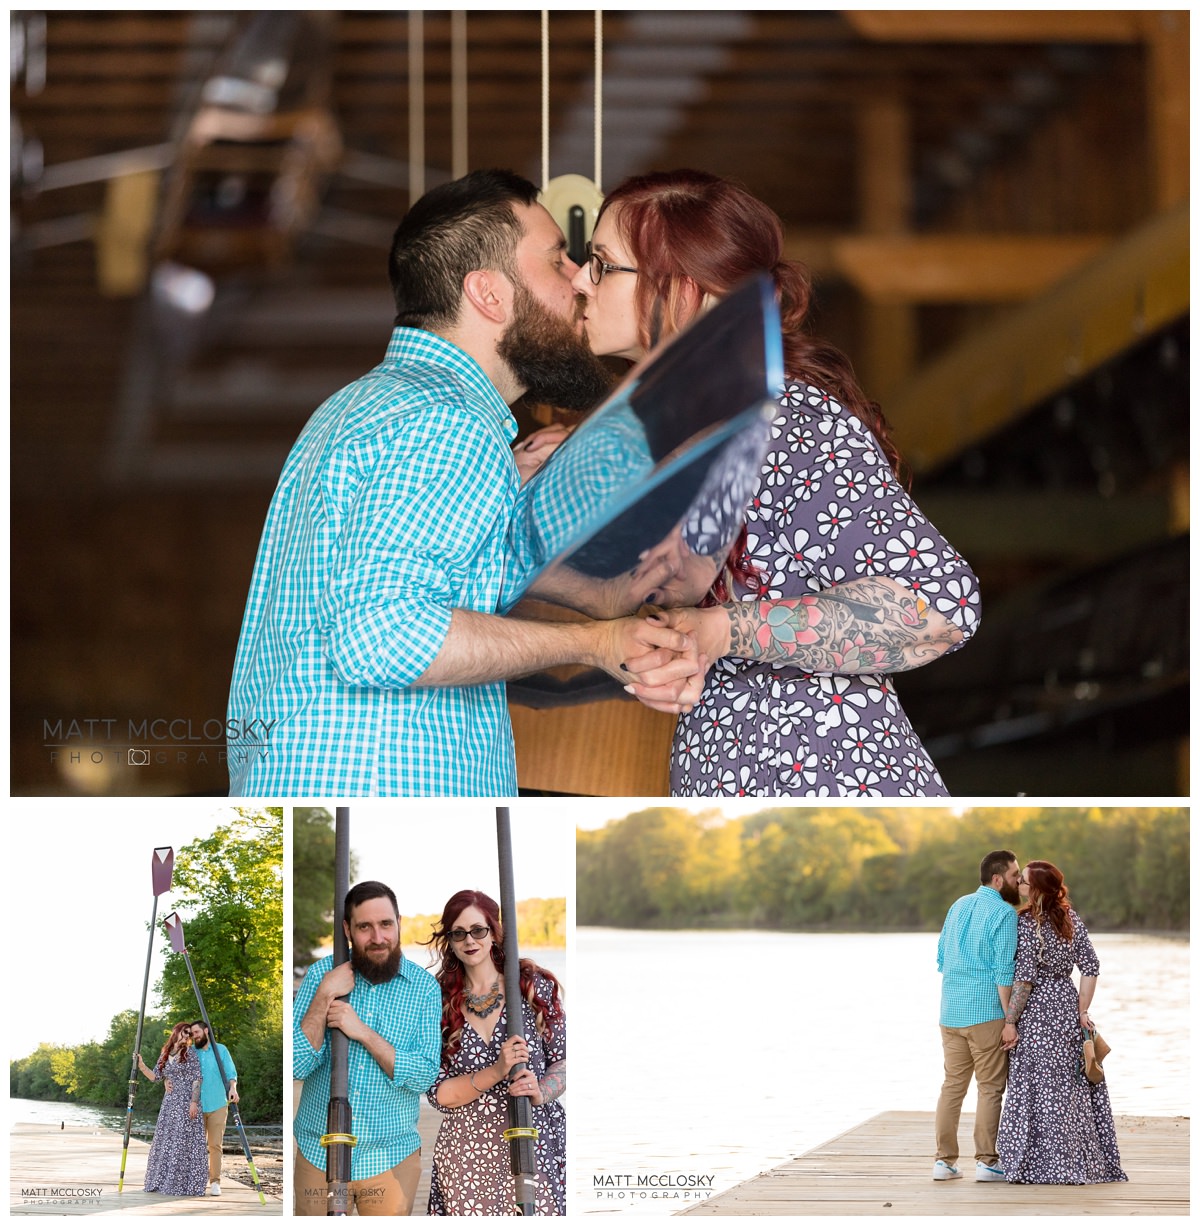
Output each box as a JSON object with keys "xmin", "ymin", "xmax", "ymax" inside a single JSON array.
[
  {"xmin": 292, "ymin": 807, "xmax": 358, "ymax": 960},
  {"xmin": 578, "ymin": 806, "xmax": 1190, "ymax": 932},
  {"xmin": 13, "ymin": 810, "xmax": 284, "ymax": 1123},
  {"xmin": 158, "ymin": 808, "xmax": 283, "ymax": 1055}
]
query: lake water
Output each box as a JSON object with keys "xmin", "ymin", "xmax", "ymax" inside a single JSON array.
[{"xmin": 573, "ymin": 929, "xmax": 1188, "ymax": 1215}]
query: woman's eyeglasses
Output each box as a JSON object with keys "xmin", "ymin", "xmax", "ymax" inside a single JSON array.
[
  {"xmin": 586, "ymin": 242, "xmax": 638, "ymax": 285},
  {"xmin": 449, "ymin": 924, "xmax": 491, "ymax": 943}
]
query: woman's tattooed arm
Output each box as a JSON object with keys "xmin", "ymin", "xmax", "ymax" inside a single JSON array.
[
  {"xmin": 538, "ymin": 1061, "xmax": 566, "ymax": 1104},
  {"xmin": 1005, "ymin": 982, "xmax": 1032, "ymax": 1024},
  {"xmin": 721, "ymin": 577, "xmax": 963, "ymax": 673}
]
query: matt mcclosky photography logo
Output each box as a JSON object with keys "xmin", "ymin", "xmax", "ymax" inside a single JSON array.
[
  {"xmin": 19, "ymin": 1185, "xmax": 104, "ymax": 1207},
  {"xmin": 43, "ymin": 716, "xmax": 274, "ymax": 770},
  {"xmin": 592, "ymin": 1171, "xmax": 716, "ymax": 1204}
]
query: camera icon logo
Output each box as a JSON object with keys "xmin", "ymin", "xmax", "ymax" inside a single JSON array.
[{"xmin": 128, "ymin": 748, "xmax": 150, "ymax": 767}]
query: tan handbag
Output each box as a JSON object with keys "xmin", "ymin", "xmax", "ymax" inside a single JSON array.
[{"xmin": 1082, "ymin": 1027, "xmax": 1111, "ymax": 1084}]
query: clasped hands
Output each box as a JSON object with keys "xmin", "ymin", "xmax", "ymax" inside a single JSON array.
[
  {"xmin": 494, "ymin": 1034, "xmax": 543, "ymax": 1106},
  {"xmin": 603, "ymin": 607, "xmax": 724, "ymax": 715}
]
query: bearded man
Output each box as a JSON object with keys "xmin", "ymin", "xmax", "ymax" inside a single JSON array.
[
  {"xmin": 227, "ymin": 168, "xmax": 699, "ymax": 796},
  {"xmin": 188, "ymin": 1020, "xmax": 239, "ymax": 1196},
  {"xmin": 293, "ymin": 881, "xmax": 440, "ymax": 1216},
  {"xmin": 933, "ymin": 848, "xmax": 1021, "ymax": 1185}
]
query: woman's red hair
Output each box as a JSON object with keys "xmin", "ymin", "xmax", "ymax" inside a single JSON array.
[
  {"xmin": 426, "ymin": 889, "xmax": 563, "ymax": 1066},
  {"xmin": 1020, "ymin": 860, "xmax": 1075, "ymax": 943},
  {"xmin": 155, "ymin": 1022, "xmax": 191, "ymax": 1073},
  {"xmin": 599, "ymin": 169, "xmax": 907, "ymax": 599}
]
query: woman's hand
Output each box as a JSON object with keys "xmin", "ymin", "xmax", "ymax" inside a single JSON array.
[
  {"xmin": 1079, "ymin": 1008, "xmax": 1094, "ymax": 1031},
  {"xmin": 507, "ymin": 1066, "xmax": 544, "ymax": 1106},
  {"xmin": 514, "ymin": 424, "xmax": 572, "ymax": 482},
  {"xmin": 188, "ymin": 1101, "xmax": 199, "ymax": 1120},
  {"xmin": 493, "ymin": 1034, "xmax": 530, "ymax": 1080}
]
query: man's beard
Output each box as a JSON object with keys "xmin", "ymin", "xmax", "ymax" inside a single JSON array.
[
  {"xmin": 193, "ymin": 1032, "xmax": 208, "ymax": 1049},
  {"xmin": 351, "ymin": 940, "xmax": 402, "ymax": 985},
  {"xmin": 999, "ymin": 881, "xmax": 1020, "ymax": 906},
  {"xmin": 498, "ymin": 281, "xmax": 615, "ymax": 410}
]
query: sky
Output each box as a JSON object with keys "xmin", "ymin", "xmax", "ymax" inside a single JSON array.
[
  {"xmin": 8, "ymin": 800, "xmax": 273, "ymax": 1058},
  {"xmin": 307, "ymin": 799, "xmax": 573, "ymax": 918}
]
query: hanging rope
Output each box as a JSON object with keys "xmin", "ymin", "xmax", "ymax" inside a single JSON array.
[
  {"xmin": 409, "ymin": 10, "xmax": 425, "ymax": 200},
  {"xmin": 593, "ymin": 10, "xmax": 603, "ymax": 189},
  {"xmin": 541, "ymin": 12, "xmax": 550, "ymax": 190},
  {"xmin": 451, "ymin": 11, "xmax": 467, "ymax": 179}
]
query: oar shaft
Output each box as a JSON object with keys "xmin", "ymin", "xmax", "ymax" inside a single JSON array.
[
  {"xmin": 327, "ymin": 807, "xmax": 352, "ymax": 1215},
  {"xmin": 497, "ymin": 806, "xmax": 537, "ymax": 1215}
]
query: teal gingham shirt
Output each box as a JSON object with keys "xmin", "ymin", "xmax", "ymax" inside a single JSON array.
[
  {"xmin": 227, "ymin": 329, "xmax": 521, "ymax": 797},
  {"xmin": 937, "ymin": 885, "xmax": 1017, "ymax": 1027},
  {"xmin": 193, "ymin": 1040, "xmax": 237, "ymax": 1115},
  {"xmin": 293, "ymin": 953, "xmax": 442, "ymax": 1181}
]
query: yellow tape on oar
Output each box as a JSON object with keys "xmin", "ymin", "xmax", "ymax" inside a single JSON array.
[
  {"xmin": 320, "ymin": 1133, "xmax": 359, "ymax": 1147},
  {"xmin": 502, "ymin": 1126, "xmax": 539, "ymax": 1141}
]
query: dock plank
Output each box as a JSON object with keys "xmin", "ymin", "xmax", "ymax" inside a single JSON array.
[
  {"xmin": 679, "ymin": 1112, "xmax": 1188, "ymax": 1216},
  {"xmin": 10, "ymin": 1124, "xmax": 281, "ymax": 1215}
]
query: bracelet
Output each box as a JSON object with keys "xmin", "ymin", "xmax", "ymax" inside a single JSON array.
[{"xmin": 469, "ymin": 1071, "xmax": 483, "ymax": 1094}]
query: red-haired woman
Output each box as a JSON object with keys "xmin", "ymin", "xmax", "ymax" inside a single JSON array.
[
  {"xmin": 425, "ymin": 890, "xmax": 566, "ymax": 1215},
  {"xmin": 575, "ymin": 169, "xmax": 979, "ymax": 797},
  {"xmin": 135, "ymin": 1021, "xmax": 209, "ymax": 1196},
  {"xmin": 997, "ymin": 861, "xmax": 1126, "ymax": 1183}
]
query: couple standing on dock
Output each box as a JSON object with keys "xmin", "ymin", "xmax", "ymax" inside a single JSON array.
[
  {"xmin": 133, "ymin": 1020, "xmax": 239, "ymax": 1198},
  {"xmin": 934, "ymin": 850, "xmax": 1127, "ymax": 1186}
]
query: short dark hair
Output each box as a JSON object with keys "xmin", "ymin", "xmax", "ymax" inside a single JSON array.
[
  {"xmin": 344, "ymin": 880, "xmax": 399, "ymax": 927},
  {"xmin": 189, "ymin": 1020, "xmax": 208, "ymax": 1033},
  {"xmin": 979, "ymin": 850, "xmax": 1017, "ymax": 885},
  {"xmin": 388, "ymin": 168, "xmax": 540, "ymax": 330}
]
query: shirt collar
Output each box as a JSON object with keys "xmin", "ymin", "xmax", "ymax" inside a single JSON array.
[{"xmin": 383, "ymin": 327, "xmax": 513, "ymax": 432}]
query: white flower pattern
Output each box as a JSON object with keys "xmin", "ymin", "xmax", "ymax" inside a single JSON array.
[{"xmin": 671, "ymin": 380, "xmax": 979, "ymax": 797}]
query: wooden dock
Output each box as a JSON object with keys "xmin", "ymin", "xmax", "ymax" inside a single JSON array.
[
  {"xmin": 680, "ymin": 1112, "xmax": 1189, "ymax": 1216},
  {"xmin": 10, "ymin": 1123, "xmax": 282, "ymax": 1215}
]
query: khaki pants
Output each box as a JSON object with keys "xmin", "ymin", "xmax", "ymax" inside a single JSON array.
[
  {"xmin": 935, "ymin": 1019, "xmax": 1008, "ymax": 1166},
  {"xmin": 203, "ymin": 1106, "xmax": 228, "ymax": 1183},
  {"xmin": 295, "ymin": 1149, "xmax": 422, "ymax": 1216}
]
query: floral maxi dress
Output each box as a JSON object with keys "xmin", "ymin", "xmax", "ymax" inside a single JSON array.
[
  {"xmin": 997, "ymin": 909, "xmax": 1127, "ymax": 1183},
  {"xmin": 143, "ymin": 1052, "xmax": 210, "ymax": 1196},
  {"xmin": 671, "ymin": 379, "xmax": 980, "ymax": 797},
  {"xmin": 427, "ymin": 974, "xmax": 566, "ymax": 1215}
]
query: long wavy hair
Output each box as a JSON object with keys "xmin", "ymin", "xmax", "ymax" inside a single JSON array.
[
  {"xmin": 599, "ymin": 169, "xmax": 907, "ymax": 599},
  {"xmin": 426, "ymin": 889, "xmax": 564, "ymax": 1066},
  {"xmin": 1020, "ymin": 860, "xmax": 1075, "ymax": 945},
  {"xmin": 155, "ymin": 1022, "xmax": 191, "ymax": 1073}
]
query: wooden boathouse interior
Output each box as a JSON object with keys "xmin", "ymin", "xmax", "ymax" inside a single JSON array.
[{"xmin": 10, "ymin": 10, "xmax": 1189, "ymax": 797}]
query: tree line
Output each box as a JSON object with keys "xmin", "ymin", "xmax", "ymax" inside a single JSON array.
[
  {"xmin": 578, "ymin": 806, "xmax": 1189, "ymax": 931},
  {"xmin": 11, "ymin": 810, "xmax": 283, "ymax": 1123}
]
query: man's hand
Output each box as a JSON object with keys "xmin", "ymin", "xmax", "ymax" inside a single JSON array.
[
  {"xmin": 326, "ymin": 1000, "xmax": 369, "ymax": 1044},
  {"xmin": 228, "ymin": 1082, "xmax": 240, "ymax": 1104},
  {"xmin": 1001, "ymin": 1022, "xmax": 1019, "ymax": 1050},
  {"xmin": 320, "ymin": 961, "xmax": 356, "ymax": 1001}
]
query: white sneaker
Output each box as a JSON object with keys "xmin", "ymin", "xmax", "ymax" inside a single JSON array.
[
  {"xmin": 975, "ymin": 1161, "xmax": 1006, "ymax": 1182},
  {"xmin": 932, "ymin": 1160, "xmax": 961, "ymax": 1180},
  {"xmin": 208, "ymin": 1182, "xmax": 221, "ymax": 1196}
]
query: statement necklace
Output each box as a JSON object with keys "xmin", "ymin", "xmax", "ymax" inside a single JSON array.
[{"xmin": 464, "ymin": 976, "xmax": 503, "ymax": 1019}]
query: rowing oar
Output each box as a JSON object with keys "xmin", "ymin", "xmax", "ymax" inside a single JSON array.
[
  {"xmin": 323, "ymin": 806, "xmax": 354, "ymax": 1216},
  {"xmin": 496, "ymin": 806, "xmax": 538, "ymax": 1214},
  {"xmin": 163, "ymin": 911, "xmax": 267, "ymax": 1205},
  {"xmin": 118, "ymin": 846, "xmax": 173, "ymax": 1192}
]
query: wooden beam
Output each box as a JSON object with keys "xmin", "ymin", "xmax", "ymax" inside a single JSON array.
[
  {"xmin": 1140, "ymin": 11, "xmax": 1190, "ymax": 210},
  {"xmin": 884, "ymin": 203, "xmax": 1188, "ymax": 471},
  {"xmin": 845, "ymin": 11, "xmax": 1144, "ymax": 44},
  {"xmin": 832, "ymin": 234, "xmax": 1111, "ymax": 303}
]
